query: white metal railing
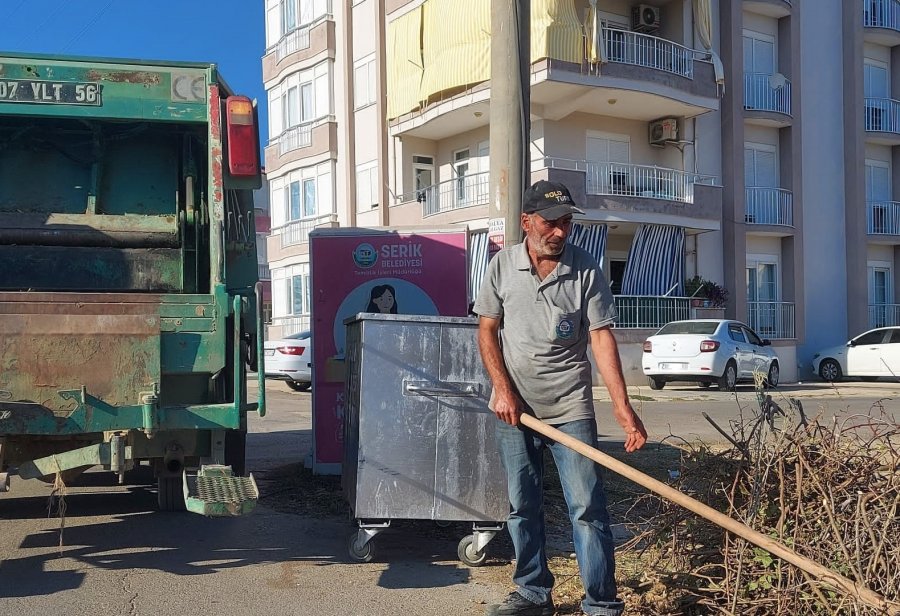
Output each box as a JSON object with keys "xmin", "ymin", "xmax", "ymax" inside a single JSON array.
[
  {"xmin": 276, "ymin": 25, "xmax": 311, "ymax": 60},
  {"xmin": 865, "ymin": 0, "xmax": 900, "ymax": 30},
  {"xmin": 865, "ymin": 97, "xmax": 900, "ymax": 133},
  {"xmin": 276, "ymin": 213, "xmax": 337, "ymax": 248},
  {"xmin": 403, "ymin": 171, "xmax": 490, "ymax": 218},
  {"xmin": 744, "ymin": 73, "xmax": 792, "ymax": 115},
  {"xmin": 867, "ymin": 200, "xmax": 900, "ymax": 234},
  {"xmin": 869, "ymin": 303, "xmax": 900, "ymax": 328},
  {"xmin": 747, "ymin": 301, "xmax": 795, "ymax": 339},
  {"xmin": 613, "ymin": 296, "xmax": 692, "ymax": 329},
  {"xmin": 272, "ymin": 122, "xmax": 313, "ymax": 156},
  {"xmin": 745, "ymin": 187, "xmax": 793, "ymax": 226},
  {"xmin": 584, "ymin": 161, "xmax": 717, "ymax": 204},
  {"xmin": 271, "ymin": 315, "xmax": 311, "ymax": 337},
  {"xmin": 258, "ymin": 263, "xmax": 271, "ymax": 280},
  {"xmin": 603, "ymin": 28, "xmax": 694, "ymax": 78}
]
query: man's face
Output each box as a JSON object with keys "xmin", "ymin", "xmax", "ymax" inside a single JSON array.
[{"xmin": 522, "ymin": 213, "xmax": 572, "ymax": 257}]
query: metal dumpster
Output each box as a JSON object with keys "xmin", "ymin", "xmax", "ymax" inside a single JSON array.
[{"xmin": 342, "ymin": 314, "xmax": 509, "ymax": 566}]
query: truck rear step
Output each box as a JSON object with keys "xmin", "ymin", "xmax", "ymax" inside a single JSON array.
[{"xmin": 183, "ymin": 465, "xmax": 258, "ymax": 517}]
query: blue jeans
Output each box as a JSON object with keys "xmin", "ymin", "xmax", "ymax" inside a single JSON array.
[{"xmin": 495, "ymin": 418, "xmax": 624, "ymax": 616}]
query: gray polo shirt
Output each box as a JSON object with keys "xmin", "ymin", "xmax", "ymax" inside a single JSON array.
[{"xmin": 473, "ymin": 241, "xmax": 617, "ymax": 424}]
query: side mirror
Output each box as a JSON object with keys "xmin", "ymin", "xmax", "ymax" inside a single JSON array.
[
  {"xmin": 761, "ymin": 339, "xmax": 771, "ymax": 346},
  {"xmin": 847, "ymin": 339, "xmax": 855, "ymax": 347}
]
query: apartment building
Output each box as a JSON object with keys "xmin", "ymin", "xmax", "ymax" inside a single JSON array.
[{"xmin": 262, "ymin": 0, "xmax": 900, "ymax": 382}]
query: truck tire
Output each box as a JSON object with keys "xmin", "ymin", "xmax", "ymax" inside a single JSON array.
[{"xmin": 157, "ymin": 476, "xmax": 186, "ymax": 512}]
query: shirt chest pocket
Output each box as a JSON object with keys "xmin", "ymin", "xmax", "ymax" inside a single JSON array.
[{"xmin": 548, "ymin": 307, "xmax": 583, "ymax": 345}]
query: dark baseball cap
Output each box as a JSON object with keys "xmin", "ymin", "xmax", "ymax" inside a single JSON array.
[{"xmin": 523, "ymin": 180, "xmax": 584, "ymax": 220}]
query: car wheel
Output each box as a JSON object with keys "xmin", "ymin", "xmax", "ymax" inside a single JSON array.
[
  {"xmin": 286, "ymin": 381, "xmax": 311, "ymax": 392},
  {"xmin": 648, "ymin": 377, "xmax": 665, "ymax": 390},
  {"xmin": 765, "ymin": 362, "xmax": 780, "ymax": 388},
  {"xmin": 717, "ymin": 361, "xmax": 737, "ymax": 391},
  {"xmin": 818, "ymin": 359, "xmax": 842, "ymax": 382}
]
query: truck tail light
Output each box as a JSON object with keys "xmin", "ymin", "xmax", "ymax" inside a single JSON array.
[
  {"xmin": 225, "ymin": 95, "xmax": 259, "ymax": 177},
  {"xmin": 642, "ymin": 341, "xmax": 652, "ymax": 352},
  {"xmin": 277, "ymin": 346, "xmax": 305, "ymax": 355},
  {"xmin": 700, "ymin": 340, "xmax": 720, "ymax": 352}
]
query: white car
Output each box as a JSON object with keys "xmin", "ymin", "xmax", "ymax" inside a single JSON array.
[
  {"xmin": 811, "ymin": 326, "xmax": 900, "ymax": 382},
  {"xmin": 642, "ymin": 319, "xmax": 780, "ymax": 391},
  {"xmin": 264, "ymin": 330, "xmax": 312, "ymax": 391}
]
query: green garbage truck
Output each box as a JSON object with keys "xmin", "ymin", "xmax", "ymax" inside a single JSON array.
[{"xmin": 0, "ymin": 52, "xmax": 266, "ymax": 516}]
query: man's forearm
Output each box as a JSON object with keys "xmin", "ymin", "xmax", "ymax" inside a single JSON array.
[
  {"xmin": 591, "ymin": 327, "xmax": 630, "ymax": 408},
  {"xmin": 477, "ymin": 323, "xmax": 514, "ymax": 394}
]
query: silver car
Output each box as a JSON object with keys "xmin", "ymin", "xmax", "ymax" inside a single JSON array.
[
  {"xmin": 642, "ymin": 319, "xmax": 780, "ymax": 390},
  {"xmin": 264, "ymin": 330, "xmax": 312, "ymax": 391}
]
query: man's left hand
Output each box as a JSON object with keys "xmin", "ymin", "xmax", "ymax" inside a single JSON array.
[{"xmin": 614, "ymin": 404, "xmax": 647, "ymax": 453}]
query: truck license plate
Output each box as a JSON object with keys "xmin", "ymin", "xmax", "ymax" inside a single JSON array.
[{"xmin": 0, "ymin": 79, "xmax": 102, "ymax": 106}]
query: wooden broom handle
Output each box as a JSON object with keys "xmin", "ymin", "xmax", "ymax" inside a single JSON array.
[{"xmin": 518, "ymin": 413, "xmax": 899, "ymax": 615}]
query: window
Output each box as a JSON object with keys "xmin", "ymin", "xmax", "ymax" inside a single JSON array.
[
  {"xmin": 865, "ymin": 61, "xmax": 889, "ymax": 99},
  {"xmin": 268, "ymin": 60, "xmax": 332, "ymax": 139},
  {"xmin": 743, "ymin": 327, "xmax": 764, "ymax": 346},
  {"xmin": 728, "ymin": 325, "xmax": 747, "ymax": 343},
  {"xmin": 272, "ymin": 264, "xmax": 311, "ymax": 320},
  {"xmin": 856, "ymin": 330, "xmax": 887, "ymax": 345},
  {"xmin": 587, "ymin": 132, "xmax": 630, "ymax": 195},
  {"xmin": 869, "ymin": 264, "xmax": 892, "ymax": 327},
  {"xmin": 356, "ymin": 160, "xmax": 379, "ymax": 210},
  {"xmin": 742, "ymin": 31, "xmax": 775, "ymax": 75},
  {"xmin": 354, "ymin": 56, "xmax": 377, "ymax": 109},
  {"xmin": 745, "ymin": 143, "xmax": 778, "ymax": 188},
  {"xmin": 286, "ymin": 85, "xmax": 300, "ymax": 128},
  {"xmin": 865, "ymin": 160, "xmax": 890, "ymax": 201},
  {"xmin": 289, "ymin": 181, "xmax": 302, "ymax": 220},
  {"xmin": 413, "ymin": 155, "xmax": 434, "ymax": 203},
  {"xmin": 303, "ymin": 179, "xmax": 316, "ymax": 217},
  {"xmin": 454, "ymin": 149, "xmax": 470, "ymax": 203},
  {"xmin": 747, "ymin": 258, "xmax": 778, "ymax": 336},
  {"xmin": 282, "ymin": 0, "xmax": 297, "ymax": 34},
  {"xmin": 300, "ymin": 82, "xmax": 313, "ymax": 122}
]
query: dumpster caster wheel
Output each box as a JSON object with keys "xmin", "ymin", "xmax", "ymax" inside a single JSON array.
[
  {"xmin": 348, "ymin": 533, "xmax": 375, "ymax": 563},
  {"xmin": 458, "ymin": 534, "xmax": 487, "ymax": 567}
]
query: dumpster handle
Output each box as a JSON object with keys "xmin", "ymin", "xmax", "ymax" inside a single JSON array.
[
  {"xmin": 254, "ymin": 282, "xmax": 266, "ymax": 417},
  {"xmin": 404, "ymin": 382, "xmax": 479, "ymax": 397}
]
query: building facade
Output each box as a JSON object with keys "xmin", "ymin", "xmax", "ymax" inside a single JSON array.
[{"xmin": 262, "ymin": 0, "xmax": 900, "ymax": 383}]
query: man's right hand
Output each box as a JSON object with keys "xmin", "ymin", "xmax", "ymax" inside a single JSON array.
[{"xmin": 493, "ymin": 389, "xmax": 523, "ymax": 426}]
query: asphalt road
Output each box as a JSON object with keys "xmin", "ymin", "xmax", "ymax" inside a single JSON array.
[{"xmin": 0, "ymin": 378, "xmax": 896, "ymax": 616}]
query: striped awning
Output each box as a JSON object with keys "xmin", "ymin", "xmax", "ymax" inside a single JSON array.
[
  {"xmin": 421, "ymin": 0, "xmax": 491, "ymax": 106},
  {"xmin": 386, "ymin": 6, "xmax": 424, "ymax": 120},
  {"xmin": 532, "ymin": 0, "xmax": 583, "ymax": 64},
  {"xmin": 568, "ymin": 223, "xmax": 607, "ymax": 267},
  {"xmin": 468, "ymin": 229, "xmax": 489, "ymax": 304},
  {"xmin": 621, "ymin": 225, "xmax": 685, "ymax": 296}
]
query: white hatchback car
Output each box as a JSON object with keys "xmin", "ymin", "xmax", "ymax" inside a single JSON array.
[
  {"xmin": 264, "ymin": 330, "xmax": 312, "ymax": 391},
  {"xmin": 642, "ymin": 319, "xmax": 780, "ymax": 390},
  {"xmin": 812, "ymin": 326, "xmax": 900, "ymax": 382}
]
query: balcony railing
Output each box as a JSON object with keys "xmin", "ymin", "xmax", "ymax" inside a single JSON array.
[
  {"xmin": 271, "ymin": 122, "xmax": 314, "ymax": 156},
  {"xmin": 745, "ymin": 187, "xmax": 794, "ymax": 226},
  {"xmin": 613, "ymin": 296, "xmax": 692, "ymax": 329},
  {"xmin": 258, "ymin": 263, "xmax": 271, "ymax": 280},
  {"xmin": 744, "ymin": 73, "xmax": 792, "ymax": 115},
  {"xmin": 276, "ymin": 213, "xmax": 338, "ymax": 248},
  {"xmin": 865, "ymin": 97, "xmax": 900, "ymax": 133},
  {"xmin": 602, "ymin": 28, "xmax": 694, "ymax": 78},
  {"xmin": 747, "ymin": 301, "xmax": 795, "ymax": 339},
  {"xmin": 865, "ymin": 0, "xmax": 900, "ymax": 30},
  {"xmin": 869, "ymin": 303, "xmax": 900, "ymax": 327},
  {"xmin": 867, "ymin": 200, "xmax": 900, "ymax": 234},
  {"xmin": 400, "ymin": 171, "xmax": 490, "ymax": 218},
  {"xmin": 276, "ymin": 25, "xmax": 311, "ymax": 60},
  {"xmin": 586, "ymin": 162, "xmax": 716, "ymax": 204}
]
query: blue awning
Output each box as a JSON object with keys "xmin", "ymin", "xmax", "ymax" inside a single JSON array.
[
  {"xmin": 621, "ymin": 225, "xmax": 685, "ymax": 296},
  {"xmin": 468, "ymin": 229, "xmax": 489, "ymax": 304},
  {"xmin": 568, "ymin": 222, "xmax": 607, "ymax": 267}
]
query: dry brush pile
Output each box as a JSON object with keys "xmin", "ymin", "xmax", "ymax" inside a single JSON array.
[{"xmin": 616, "ymin": 389, "xmax": 899, "ymax": 615}]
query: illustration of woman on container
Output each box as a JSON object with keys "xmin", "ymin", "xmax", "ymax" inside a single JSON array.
[{"xmin": 366, "ymin": 284, "xmax": 398, "ymax": 314}]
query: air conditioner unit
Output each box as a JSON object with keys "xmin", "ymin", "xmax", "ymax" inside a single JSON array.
[
  {"xmin": 632, "ymin": 4, "xmax": 661, "ymax": 33},
  {"xmin": 649, "ymin": 117, "xmax": 678, "ymax": 146}
]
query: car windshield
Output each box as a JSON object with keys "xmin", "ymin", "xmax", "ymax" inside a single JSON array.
[
  {"xmin": 286, "ymin": 331, "xmax": 311, "ymax": 340},
  {"xmin": 656, "ymin": 321, "xmax": 719, "ymax": 335}
]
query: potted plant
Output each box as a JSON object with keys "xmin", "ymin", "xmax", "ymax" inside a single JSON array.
[{"xmin": 685, "ymin": 276, "xmax": 728, "ymax": 308}]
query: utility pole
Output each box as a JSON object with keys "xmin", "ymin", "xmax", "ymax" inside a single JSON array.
[{"xmin": 488, "ymin": 0, "xmax": 530, "ymax": 252}]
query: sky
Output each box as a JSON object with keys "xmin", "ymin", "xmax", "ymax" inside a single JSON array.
[{"xmin": 2, "ymin": 0, "xmax": 269, "ymax": 138}]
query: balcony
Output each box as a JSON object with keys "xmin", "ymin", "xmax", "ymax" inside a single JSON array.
[
  {"xmin": 744, "ymin": 73, "xmax": 792, "ymax": 125},
  {"xmin": 745, "ymin": 187, "xmax": 794, "ymax": 228},
  {"xmin": 393, "ymin": 171, "xmax": 490, "ymax": 222},
  {"xmin": 864, "ymin": 0, "xmax": 900, "ymax": 45},
  {"xmin": 581, "ymin": 161, "xmax": 716, "ymax": 204},
  {"xmin": 258, "ymin": 263, "xmax": 271, "ymax": 280},
  {"xmin": 747, "ymin": 301, "xmax": 795, "ymax": 339},
  {"xmin": 272, "ymin": 122, "xmax": 312, "ymax": 156},
  {"xmin": 612, "ymin": 295, "xmax": 691, "ymax": 329},
  {"xmin": 869, "ymin": 303, "xmax": 900, "ymax": 327},
  {"xmin": 867, "ymin": 200, "xmax": 900, "ymax": 236},
  {"xmin": 265, "ymin": 117, "xmax": 337, "ymax": 170},
  {"xmin": 262, "ymin": 6, "xmax": 335, "ymax": 82},
  {"xmin": 276, "ymin": 213, "xmax": 338, "ymax": 249},
  {"xmin": 864, "ymin": 98, "xmax": 900, "ymax": 144},
  {"xmin": 603, "ymin": 28, "xmax": 695, "ymax": 79},
  {"xmin": 743, "ymin": 0, "xmax": 792, "ymax": 19}
]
